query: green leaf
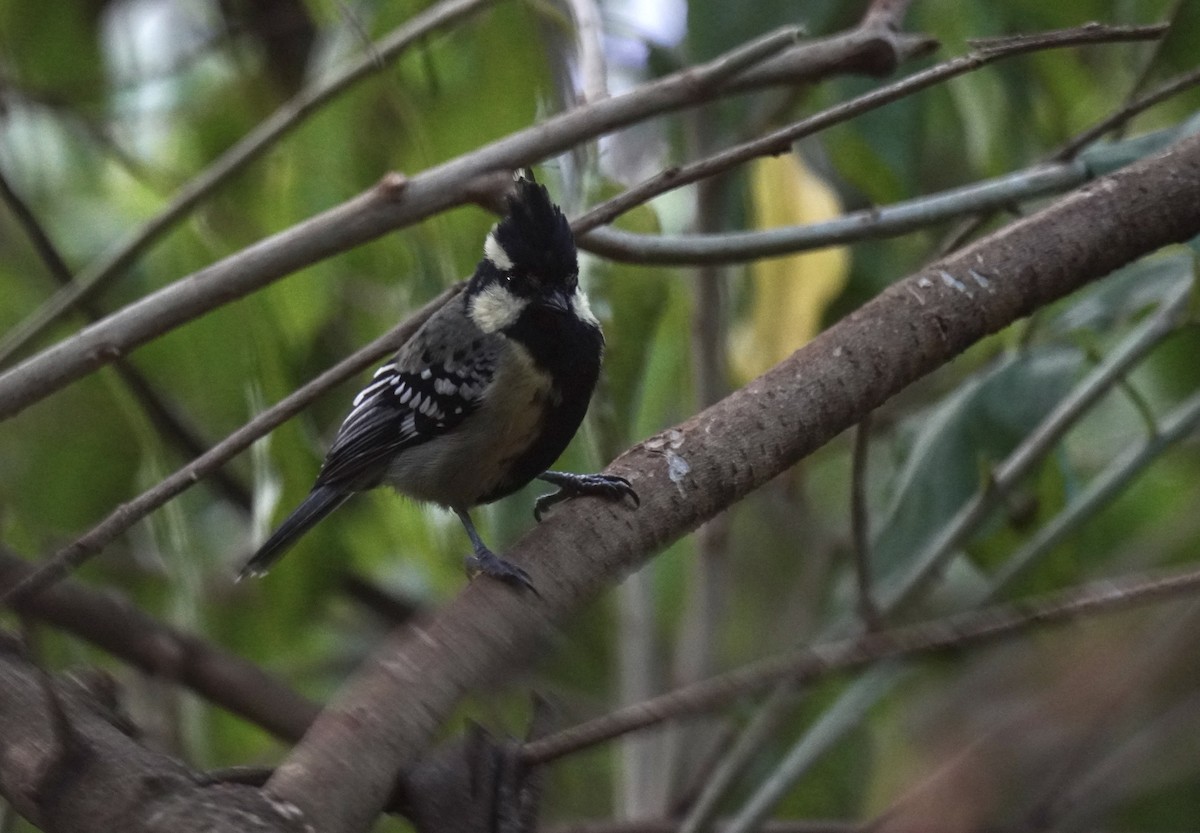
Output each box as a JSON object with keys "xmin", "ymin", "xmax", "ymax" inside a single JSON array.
[{"xmin": 872, "ymin": 347, "xmax": 1085, "ymax": 577}]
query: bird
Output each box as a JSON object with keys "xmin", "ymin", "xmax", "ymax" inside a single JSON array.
[{"xmin": 239, "ymin": 169, "xmax": 638, "ymax": 591}]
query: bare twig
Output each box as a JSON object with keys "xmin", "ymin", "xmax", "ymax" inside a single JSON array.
[
  {"xmin": 1054, "ymin": 66, "xmax": 1200, "ymax": 161},
  {"xmin": 580, "ymin": 160, "xmax": 1088, "ymax": 263},
  {"xmin": 0, "ymin": 285, "xmax": 460, "ymax": 609},
  {"xmin": 521, "ymin": 564, "xmax": 1200, "ymax": 764},
  {"xmin": 0, "ymin": 548, "xmax": 320, "ymax": 739},
  {"xmin": 966, "ymin": 22, "xmax": 1167, "ymax": 54},
  {"xmin": 0, "ymin": 0, "xmax": 499, "ymax": 366},
  {"xmin": 0, "ymin": 165, "xmax": 253, "ymax": 510},
  {"xmin": 572, "ymin": 22, "xmax": 1167, "ymax": 237},
  {"xmin": 884, "ymin": 280, "xmax": 1194, "ymax": 613},
  {"xmin": 0, "ymin": 18, "xmax": 915, "ymax": 421},
  {"xmin": 989, "ymin": 388, "xmax": 1200, "ymax": 595}
]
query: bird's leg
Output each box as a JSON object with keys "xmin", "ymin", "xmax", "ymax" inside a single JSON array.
[
  {"xmin": 533, "ymin": 471, "xmax": 640, "ymax": 522},
  {"xmin": 455, "ymin": 508, "xmax": 537, "ymax": 593}
]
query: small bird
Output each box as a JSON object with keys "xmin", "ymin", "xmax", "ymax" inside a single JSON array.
[{"xmin": 239, "ymin": 170, "xmax": 637, "ymax": 590}]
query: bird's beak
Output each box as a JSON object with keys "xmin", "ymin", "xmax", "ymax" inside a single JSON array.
[{"xmin": 538, "ymin": 288, "xmax": 572, "ymax": 315}]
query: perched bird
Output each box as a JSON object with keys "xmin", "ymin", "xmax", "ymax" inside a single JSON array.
[{"xmin": 239, "ymin": 170, "xmax": 637, "ymax": 590}]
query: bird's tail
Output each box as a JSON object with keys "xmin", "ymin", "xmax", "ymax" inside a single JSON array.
[{"xmin": 238, "ymin": 486, "xmax": 349, "ymax": 580}]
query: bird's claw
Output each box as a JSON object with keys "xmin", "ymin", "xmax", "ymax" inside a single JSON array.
[
  {"xmin": 465, "ymin": 548, "xmax": 538, "ymax": 595},
  {"xmin": 533, "ymin": 472, "xmax": 640, "ymax": 522}
]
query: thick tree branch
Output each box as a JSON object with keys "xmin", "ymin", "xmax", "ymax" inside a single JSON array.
[
  {"xmin": 262, "ymin": 128, "xmax": 1200, "ymax": 833},
  {"xmin": 0, "ymin": 647, "xmax": 306, "ymax": 833},
  {"xmin": 0, "ymin": 549, "xmax": 319, "ymax": 740}
]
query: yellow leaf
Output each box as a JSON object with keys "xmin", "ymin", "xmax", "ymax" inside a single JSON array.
[{"xmin": 730, "ymin": 154, "xmax": 850, "ymax": 384}]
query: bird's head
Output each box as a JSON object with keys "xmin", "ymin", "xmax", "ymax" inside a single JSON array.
[{"xmin": 466, "ymin": 170, "xmax": 595, "ymax": 335}]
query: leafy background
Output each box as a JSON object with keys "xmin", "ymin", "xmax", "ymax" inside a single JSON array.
[{"xmin": 2, "ymin": 0, "xmax": 1200, "ymax": 830}]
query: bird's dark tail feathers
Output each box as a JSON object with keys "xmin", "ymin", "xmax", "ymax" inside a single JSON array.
[{"xmin": 238, "ymin": 486, "xmax": 349, "ymax": 580}]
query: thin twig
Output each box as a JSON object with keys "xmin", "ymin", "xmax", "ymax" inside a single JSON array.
[
  {"xmin": 0, "ymin": 547, "xmax": 320, "ymax": 739},
  {"xmin": 0, "ymin": 165, "xmax": 253, "ymax": 510},
  {"xmin": 988, "ymin": 388, "xmax": 1200, "ymax": 596},
  {"xmin": 0, "ymin": 18, "xmax": 834, "ymax": 421},
  {"xmin": 580, "ymin": 160, "xmax": 1088, "ymax": 264},
  {"xmin": 884, "ymin": 280, "xmax": 1193, "ymax": 613},
  {"xmin": 0, "ymin": 0, "xmax": 498, "ymax": 367},
  {"xmin": 0, "ymin": 285, "xmax": 461, "ymax": 609},
  {"xmin": 572, "ymin": 21, "xmax": 1167, "ymax": 237},
  {"xmin": 1053, "ymin": 66, "xmax": 1200, "ymax": 161},
  {"xmin": 520, "ymin": 563, "xmax": 1200, "ymax": 765},
  {"xmin": 966, "ymin": 22, "xmax": 1166, "ymax": 54}
]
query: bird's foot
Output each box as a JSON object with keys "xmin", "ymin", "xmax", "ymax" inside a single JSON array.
[
  {"xmin": 533, "ymin": 471, "xmax": 640, "ymax": 522},
  {"xmin": 465, "ymin": 547, "xmax": 538, "ymax": 594}
]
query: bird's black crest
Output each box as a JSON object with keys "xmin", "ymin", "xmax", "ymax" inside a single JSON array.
[{"xmin": 489, "ymin": 171, "xmax": 577, "ymax": 283}]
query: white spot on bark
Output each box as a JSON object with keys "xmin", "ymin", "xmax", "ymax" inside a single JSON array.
[
  {"xmin": 939, "ymin": 270, "xmax": 972, "ymax": 297},
  {"xmin": 968, "ymin": 268, "xmax": 994, "ymax": 292},
  {"xmin": 666, "ymin": 450, "xmax": 690, "ymax": 493}
]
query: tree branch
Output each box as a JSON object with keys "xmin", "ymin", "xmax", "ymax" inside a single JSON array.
[
  {"xmin": 262, "ymin": 125, "xmax": 1200, "ymax": 833},
  {"xmin": 0, "ymin": 0, "xmax": 499, "ymax": 366},
  {"xmin": 522, "ymin": 564, "xmax": 1200, "ymax": 765},
  {"xmin": 0, "ymin": 17, "xmax": 925, "ymax": 421},
  {"xmin": 0, "ymin": 548, "xmax": 319, "ymax": 740},
  {"xmin": 570, "ymin": 22, "xmax": 1166, "ymax": 238},
  {"xmin": 0, "ymin": 646, "xmax": 307, "ymax": 832},
  {"xmin": 0, "ymin": 286, "xmax": 460, "ymax": 610},
  {"xmin": 580, "ymin": 159, "xmax": 1088, "ymax": 263}
]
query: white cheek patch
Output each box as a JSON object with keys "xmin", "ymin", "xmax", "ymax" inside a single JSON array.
[
  {"xmin": 572, "ymin": 286, "xmax": 598, "ymax": 327},
  {"xmin": 470, "ymin": 283, "xmax": 528, "ymax": 333},
  {"xmin": 484, "ymin": 232, "xmax": 514, "ymax": 271}
]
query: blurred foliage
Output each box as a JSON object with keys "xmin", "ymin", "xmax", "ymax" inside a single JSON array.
[
  {"xmin": 2, "ymin": 0, "xmax": 1200, "ymax": 831},
  {"xmin": 729, "ymin": 154, "xmax": 849, "ymax": 384}
]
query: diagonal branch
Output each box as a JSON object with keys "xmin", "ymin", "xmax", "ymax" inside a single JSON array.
[
  {"xmin": 0, "ymin": 165, "xmax": 253, "ymax": 509},
  {"xmin": 0, "ymin": 286, "xmax": 460, "ymax": 610},
  {"xmin": 0, "ymin": 17, "xmax": 924, "ymax": 422},
  {"xmin": 262, "ymin": 125, "xmax": 1200, "ymax": 833},
  {"xmin": 521, "ymin": 565, "xmax": 1200, "ymax": 765},
  {"xmin": 0, "ymin": 548, "xmax": 319, "ymax": 740},
  {"xmin": 0, "ymin": 646, "xmax": 307, "ymax": 833},
  {"xmin": 0, "ymin": 0, "xmax": 499, "ymax": 366},
  {"xmin": 571, "ymin": 22, "xmax": 1168, "ymax": 238}
]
